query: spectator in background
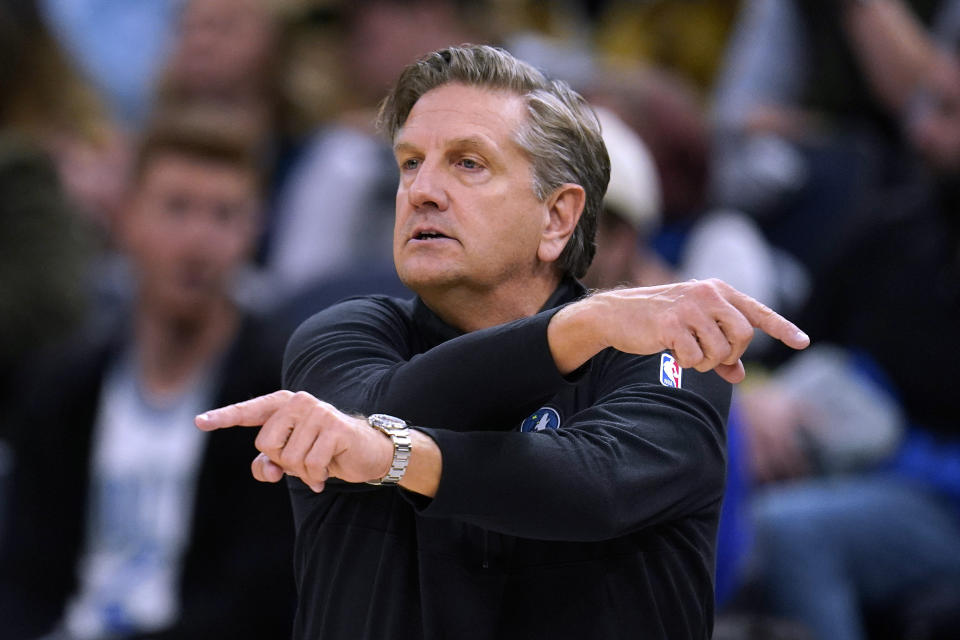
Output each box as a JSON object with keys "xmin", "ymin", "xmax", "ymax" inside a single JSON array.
[
  {"xmin": 156, "ymin": 0, "xmax": 280, "ymax": 130},
  {"xmin": 0, "ymin": 0, "xmax": 105, "ymax": 550},
  {"xmin": 0, "ymin": 0, "xmax": 128, "ymax": 236},
  {"xmin": 0, "ymin": 0, "xmax": 101, "ymax": 416},
  {"xmin": 584, "ymin": 65, "xmax": 801, "ymax": 323},
  {"xmin": 715, "ymin": 5, "xmax": 960, "ymax": 639},
  {"xmin": 712, "ymin": 0, "xmax": 960, "ymax": 281},
  {"xmin": 0, "ymin": 137, "xmax": 91, "ymax": 420},
  {"xmin": 153, "ymin": 0, "xmax": 335, "ymax": 301},
  {"xmin": 580, "ymin": 106, "xmax": 666, "ymax": 290},
  {"xmin": 590, "ymin": 67, "xmax": 710, "ymax": 227},
  {"xmin": 153, "ymin": 0, "xmax": 283, "ymax": 263},
  {"xmin": 592, "ymin": 0, "xmax": 741, "ymax": 92},
  {"xmin": 39, "ymin": 0, "xmax": 182, "ymax": 129},
  {"xmin": 741, "ymin": 163, "xmax": 960, "ymax": 640},
  {"xmin": 0, "ymin": 107, "xmax": 295, "ymax": 640}
]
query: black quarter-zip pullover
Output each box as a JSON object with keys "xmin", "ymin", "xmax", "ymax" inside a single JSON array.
[{"xmin": 282, "ymin": 279, "xmax": 731, "ymax": 639}]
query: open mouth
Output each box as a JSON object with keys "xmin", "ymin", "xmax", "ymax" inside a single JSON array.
[{"xmin": 412, "ymin": 231, "xmax": 451, "ymax": 241}]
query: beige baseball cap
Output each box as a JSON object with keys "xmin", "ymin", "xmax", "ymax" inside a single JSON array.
[{"xmin": 595, "ymin": 106, "xmax": 661, "ymax": 231}]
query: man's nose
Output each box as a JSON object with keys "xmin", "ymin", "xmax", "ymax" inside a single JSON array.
[
  {"xmin": 180, "ymin": 206, "xmax": 223, "ymax": 246},
  {"xmin": 407, "ymin": 161, "xmax": 449, "ymax": 210}
]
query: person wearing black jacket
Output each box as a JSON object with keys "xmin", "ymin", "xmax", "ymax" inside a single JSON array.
[
  {"xmin": 198, "ymin": 45, "xmax": 809, "ymax": 640},
  {"xmin": 0, "ymin": 107, "xmax": 295, "ymax": 639},
  {"xmin": 0, "ymin": 315, "xmax": 295, "ymax": 640}
]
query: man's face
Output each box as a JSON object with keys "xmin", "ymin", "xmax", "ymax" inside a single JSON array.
[
  {"xmin": 171, "ymin": 0, "xmax": 274, "ymax": 97},
  {"xmin": 392, "ymin": 83, "xmax": 549, "ymax": 296},
  {"xmin": 122, "ymin": 153, "xmax": 259, "ymax": 317}
]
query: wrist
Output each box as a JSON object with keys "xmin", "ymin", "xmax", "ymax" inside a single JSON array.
[
  {"xmin": 398, "ymin": 429, "xmax": 441, "ymax": 497},
  {"xmin": 547, "ymin": 294, "xmax": 609, "ymax": 375},
  {"xmin": 365, "ymin": 414, "xmax": 412, "ymax": 485},
  {"xmin": 370, "ymin": 428, "xmax": 394, "ymax": 480}
]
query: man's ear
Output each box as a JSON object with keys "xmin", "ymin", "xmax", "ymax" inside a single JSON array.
[{"xmin": 537, "ymin": 183, "xmax": 585, "ymax": 264}]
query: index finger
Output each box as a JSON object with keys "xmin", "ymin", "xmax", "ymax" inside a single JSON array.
[
  {"xmin": 725, "ymin": 287, "xmax": 810, "ymax": 351},
  {"xmin": 195, "ymin": 390, "xmax": 295, "ymax": 431}
]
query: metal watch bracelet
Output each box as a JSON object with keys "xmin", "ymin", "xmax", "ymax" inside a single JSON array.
[{"xmin": 365, "ymin": 413, "xmax": 412, "ymax": 485}]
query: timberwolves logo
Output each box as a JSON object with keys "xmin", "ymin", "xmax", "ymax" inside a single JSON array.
[{"xmin": 520, "ymin": 407, "xmax": 561, "ymax": 433}]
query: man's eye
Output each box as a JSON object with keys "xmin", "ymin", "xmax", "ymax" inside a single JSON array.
[
  {"xmin": 458, "ymin": 158, "xmax": 481, "ymax": 170},
  {"xmin": 401, "ymin": 158, "xmax": 420, "ymax": 171}
]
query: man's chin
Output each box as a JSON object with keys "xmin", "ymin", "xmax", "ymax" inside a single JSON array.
[
  {"xmin": 153, "ymin": 287, "xmax": 224, "ymax": 320},
  {"xmin": 396, "ymin": 264, "xmax": 465, "ymax": 296}
]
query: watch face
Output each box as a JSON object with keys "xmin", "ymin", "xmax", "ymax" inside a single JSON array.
[{"xmin": 369, "ymin": 413, "xmax": 407, "ymax": 432}]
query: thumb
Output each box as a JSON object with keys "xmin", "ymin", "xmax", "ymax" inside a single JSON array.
[
  {"xmin": 715, "ymin": 360, "xmax": 746, "ymax": 384},
  {"xmin": 252, "ymin": 453, "xmax": 285, "ymax": 483}
]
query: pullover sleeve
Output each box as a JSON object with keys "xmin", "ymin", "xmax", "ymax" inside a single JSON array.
[
  {"xmin": 282, "ymin": 297, "xmax": 579, "ymax": 430},
  {"xmin": 409, "ymin": 350, "xmax": 731, "ymax": 541},
  {"xmin": 284, "ymin": 296, "xmax": 730, "ymax": 538}
]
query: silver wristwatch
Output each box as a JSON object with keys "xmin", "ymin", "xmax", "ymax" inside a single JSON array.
[{"xmin": 365, "ymin": 414, "xmax": 412, "ymax": 485}]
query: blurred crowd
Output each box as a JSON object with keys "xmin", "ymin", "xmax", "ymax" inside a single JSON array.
[{"xmin": 0, "ymin": 1, "xmax": 958, "ymax": 639}]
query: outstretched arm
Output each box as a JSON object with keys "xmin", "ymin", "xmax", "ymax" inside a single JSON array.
[
  {"xmin": 549, "ymin": 278, "xmax": 808, "ymax": 383},
  {"xmin": 196, "ymin": 390, "xmax": 439, "ymax": 495},
  {"xmin": 198, "ymin": 278, "xmax": 806, "ymax": 497},
  {"xmin": 197, "ymin": 351, "xmax": 729, "ymax": 541}
]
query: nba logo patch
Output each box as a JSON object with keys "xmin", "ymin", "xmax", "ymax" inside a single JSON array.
[
  {"xmin": 520, "ymin": 407, "xmax": 561, "ymax": 433},
  {"xmin": 660, "ymin": 353, "xmax": 682, "ymax": 389}
]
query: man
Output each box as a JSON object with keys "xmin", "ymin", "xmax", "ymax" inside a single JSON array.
[
  {"xmin": 0, "ymin": 107, "xmax": 294, "ymax": 639},
  {"xmin": 198, "ymin": 45, "xmax": 808, "ymax": 639}
]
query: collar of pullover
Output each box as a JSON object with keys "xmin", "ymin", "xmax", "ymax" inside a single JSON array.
[{"xmin": 412, "ymin": 277, "xmax": 587, "ymax": 345}]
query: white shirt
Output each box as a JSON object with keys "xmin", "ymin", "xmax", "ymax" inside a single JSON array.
[{"xmin": 63, "ymin": 350, "xmax": 212, "ymax": 638}]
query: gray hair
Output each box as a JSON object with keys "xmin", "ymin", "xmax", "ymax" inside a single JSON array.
[{"xmin": 377, "ymin": 44, "xmax": 610, "ymax": 279}]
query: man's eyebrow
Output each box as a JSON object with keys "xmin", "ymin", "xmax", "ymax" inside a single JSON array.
[
  {"xmin": 393, "ymin": 141, "xmax": 420, "ymax": 154},
  {"xmin": 447, "ymin": 136, "xmax": 494, "ymax": 152},
  {"xmin": 393, "ymin": 136, "xmax": 496, "ymax": 154}
]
